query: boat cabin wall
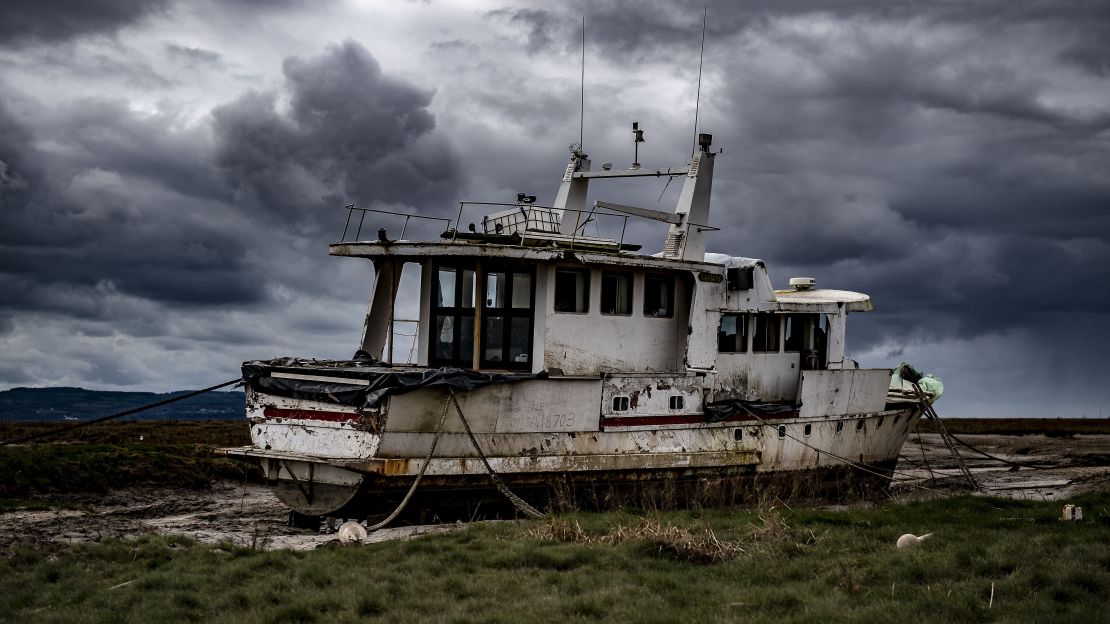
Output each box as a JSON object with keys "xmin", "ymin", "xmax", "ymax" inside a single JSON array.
[
  {"xmin": 542, "ymin": 264, "xmax": 691, "ymax": 375},
  {"xmin": 686, "ymin": 262, "xmax": 854, "ymax": 402}
]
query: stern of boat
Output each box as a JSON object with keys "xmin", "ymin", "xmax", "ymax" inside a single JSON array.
[{"xmin": 219, "ymin": 376, "xmax": 384, "ymax": 516}]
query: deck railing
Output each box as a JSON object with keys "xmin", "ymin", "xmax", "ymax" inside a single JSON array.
[
  {"xmin": 337, "ymin": 201, "xmax": 719, "ymax": 252},
  {"xmin": 338, "ymin": 205, "xmax": 453, "ymax": 243}
]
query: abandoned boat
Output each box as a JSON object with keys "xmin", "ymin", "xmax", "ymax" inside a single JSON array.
[{"xmin": 220, "ymin": 132, "xmax": 940, "ymax": 518}]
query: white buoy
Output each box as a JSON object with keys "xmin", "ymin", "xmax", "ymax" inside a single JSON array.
[
  {"xmin": 896, "ymin": 533, "xmax": 933, "ymax": 549},
  {"xmin": 337, "ymin": 521, "xmax": 368, "ymax": 545}
]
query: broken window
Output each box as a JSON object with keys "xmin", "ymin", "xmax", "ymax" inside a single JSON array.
[
  {"xmin": 554, "ymin": 268, "xmax": 590, "ymax": 313},
  {"xmin": 752, "ymin": 313, "xmax": 780, "ymax": 352},
  {"xmin": 600, "ymin": 271, "xmax": 633, "ymax": 315},
  {"xmin": 643, "ymin": 273, "xmax": 674, "ymax": 318},
  {"xmin": 718, "ymin": 313, "xmax": 749, "ymax": 353}
]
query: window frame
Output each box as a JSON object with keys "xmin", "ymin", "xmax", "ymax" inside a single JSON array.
[
  {"xmin": 642, "ymin": 272, "xmax": 675, "ymax": 318},
  {"xmin": 480, "ymin": 266, "xmax": 535, "ymax": 370},
  {"xmin": 600, "ymin": 270, "xmax": 634, "ymax": 316},
  {"xmin": 717, "ymin": 312, "xmax": 750, "ymax": 353},
  {"xmin": 553, "ymin": 267, "xmax": 591, "ymax": 314},
  {"xmin": 430, "ymin": 264, "xmax": 477, "ymax": 367},
  {"xmin": 752, "ymin": 313, "xmax": 781, "ymax": 353}
]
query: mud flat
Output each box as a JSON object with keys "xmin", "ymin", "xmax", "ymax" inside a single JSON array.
[
  {"xmin": 895, "ymin": 433, "xmax": 1110, "ymax": 500},
  {"xmin": 0, "ymin": 482, "xmax": 469, "ymax": 552},
  {"xmin": 2, "ymin": 432, "xmax": 1109, "ymax": 552}
]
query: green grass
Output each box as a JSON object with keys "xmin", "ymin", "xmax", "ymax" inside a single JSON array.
[
  {"xmin": 0, "ymin": 420, "xmax": 250, "ymax": 447},
  {"xmin": 2, "ymin": 494, "xmax": 1108, "ymax": 623},
  {"xmin": 0, "ymin": 420, "xmax": 255, "ymax": 499}
]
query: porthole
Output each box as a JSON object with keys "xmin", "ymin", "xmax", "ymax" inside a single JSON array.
[
  {"xmin": 778, "ymin": 425, "xmax": 786, "ymax": 439},
  {"xmin": 612, "ymin": 396, "xmax": 630, "ymax": 412},
  {"xmin": 804, "ymin": 423, "xmax": 812, "ymax": 436},
  {"xmin": 734, "ymin": 429, "xmax": 743, "ymax": 441}
]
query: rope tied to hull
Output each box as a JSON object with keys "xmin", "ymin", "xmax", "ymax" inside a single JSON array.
[
  {"xmin": 913, "ymin": 382, "xmax": 979, "ymax": 490},
  {"xmin": 364, "ymin": 390, "xmax": 452, "ymax": 533},
  {"xmin": 362, "ymin": 388, "xmax": 543, "ymax": 536},
  {"xmin": 744, "ymin": 411, "xmax": 951, "ymax": 495},
  {"xmin": 448, "ymin": 390, "xmax": 545, "ymax": 518},
  {"xmin": 0, "ymin": 378, "xmax": 242, "ymax": 447}
]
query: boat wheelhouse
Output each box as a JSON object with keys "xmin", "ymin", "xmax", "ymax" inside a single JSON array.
[{"xmin": 221, "ymin": 133, "xmax": 935, "ymax": 519}]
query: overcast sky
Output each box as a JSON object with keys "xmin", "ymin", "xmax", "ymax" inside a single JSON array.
[{"xmin": 1, "ymin": 1, "xmax": 1108, "ymax": 417}]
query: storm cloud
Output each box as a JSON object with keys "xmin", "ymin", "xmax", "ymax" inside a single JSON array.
[
  {"xmin": 0, "ymin": 0, "xmax": 1107, "ymax": 417},
  {"xmin": 213, "ymin": 40, "xmax": 459, "ymax": 229}
]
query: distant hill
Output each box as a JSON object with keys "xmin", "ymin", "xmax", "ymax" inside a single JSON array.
[{"xmin": 0, "ymin": 387, "xmax": 244, "ymax": 422}]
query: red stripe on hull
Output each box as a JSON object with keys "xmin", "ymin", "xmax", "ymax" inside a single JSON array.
[{"xmin": 263, "ymin": 407, "xmax": 357, "ymax": 423}]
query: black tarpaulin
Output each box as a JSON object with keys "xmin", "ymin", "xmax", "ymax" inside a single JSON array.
[
  {"xmin": 242, "ymin": 360, "xmax": 547, "ymax": 409},
  {"xmin": 703, "ymin": 399, "xmax": 799, "ymax": 423}
]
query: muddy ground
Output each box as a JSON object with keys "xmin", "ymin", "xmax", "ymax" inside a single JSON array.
[{"xmin": 3, "ymin": 433, "xmax": 1109, "ymax": 552}]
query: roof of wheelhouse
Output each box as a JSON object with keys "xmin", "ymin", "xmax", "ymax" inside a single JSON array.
[{"xmin": 329, "ymin": 240, "xmax": 724, "ymax": 272}]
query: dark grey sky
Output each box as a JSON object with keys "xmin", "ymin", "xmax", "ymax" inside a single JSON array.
[{"xmin": 1, "ymin": 0, "xmax": 1107, "ymax": 417}]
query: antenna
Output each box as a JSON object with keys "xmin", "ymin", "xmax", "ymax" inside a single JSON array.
[
  {"xmin": 631, "ymin": 121, "xmax": 645, "ymax": 169},
  {"xmin": 579, "ymin": 16, "xmax": 585, "ymax": 151},
  {"xmin": 691, "ymin": 5, "xmax": 707, "ymax": 157}
]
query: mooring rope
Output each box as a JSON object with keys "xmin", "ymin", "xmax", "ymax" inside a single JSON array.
[
  {"xmin": 945, "ymin": 429, "xmax": 1055, "ymax": 469},
  {"xmin": 448, "ymin": 390, "xmax": 545, "ymax": 518},
  {"xmin": 0, "ymin": 378, "xmax": 242, "ymax": 447},
  {"xmin": 744, "ymin": 412, "xmax": 953, "ymax": 495},
  {"xmin": 364, "ymin": 392, "xmax": 452, "ymax": 532}
]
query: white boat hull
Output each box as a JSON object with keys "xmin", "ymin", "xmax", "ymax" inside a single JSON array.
[{"xmin": 222, "ymin": 378, "xmax": 921, "ymax": 517}]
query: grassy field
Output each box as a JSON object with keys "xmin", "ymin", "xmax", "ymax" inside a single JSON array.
[
  {"xmin": 2, "ymin": 494, "xmax": 1107, "ymax": 623},
  {"xmin": 0, "ymin": 421, "xmax": 254, "ymax": 504}
]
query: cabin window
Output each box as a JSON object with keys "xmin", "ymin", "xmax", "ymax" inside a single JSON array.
[
  {"xmin": 643, "ymin": 273, "xmax": 675, "ymax": 318},
  {"xmin": 431, "ymin": 266, "xmax": 476, "ymax": 366},
  {"xmin": 804, "ymin": 423, "xmax": 812, "ymax": 437},
  {"xmin": 856, "ymin": 420, "xmax": 865, "ymax": 431},
  {"xmin": 612, "ymin": 396, "xmax": 630, "ymax": 412},
  {"xmin": 718, "ymin": 313, "xmax": 749, "ymax": 353},
  {"xmin": 734, "ymin": 429, "xmax": 743, "ymax": 441},
  {"xmin": 835, "ymin": 421, "xmax": 844, "ymax": 434},
  {"xmin": 752, "ymin": 313, "xmax": 780, "ymax": 352},
  {"xmin": 481, "ymin": 269, "xmax": 533, "ymax": 368},
  {"xmin": 554, "ymin": 268, "xmax": 590, "ymax": 313},
  {"xmin": 787, "ymin": 313, "xmax": 825, "ymax": 369},
  {"xmin": 669, "ymin": 396, "xmax": 684, "ymax": 410},
  {"xmin": 778, "ymin": 425, "xmax": 786, "ymax": 439},
  {"xmin": 601, "ymin": 271, "xmax": 633, "ymax": 315},
  {"xmin": 784, "ymin": 314, "xmax": 817, "ymax": 352}
]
